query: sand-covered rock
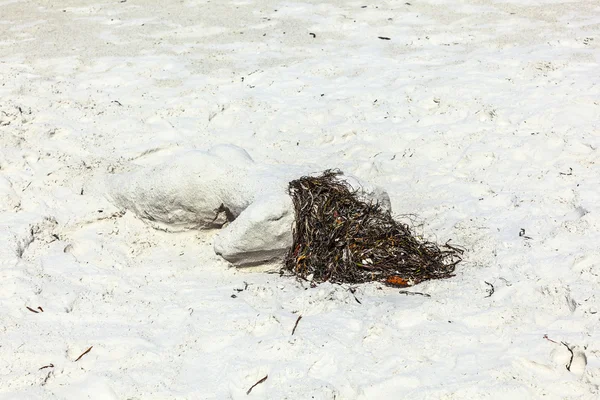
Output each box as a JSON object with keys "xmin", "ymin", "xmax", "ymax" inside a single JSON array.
[
  {"xmin": 107, "ymin": 144, "xmax": 391, "ymax": 266},
  {"xmin": 213, "ymin": 193, "xmax": 295, "ymax": 266},
  {"xmin": 107, "ymin": 145, "xmax": 257, "ymax": 231}
]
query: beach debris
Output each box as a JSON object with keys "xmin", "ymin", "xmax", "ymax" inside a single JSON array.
[
  {"xmin": 562, "ymin": 343, "xmax": 587, "ymax": 374},
  {"xmin": 559, "ymin": 167, "xmax": 573, "ymax": 176},
  {"xmin": 74, "ymin": 346, "xmax": 93, "ymax": 362},
  {"xmin": 41, "ymin": 370, "xmax": 53, "ymax": 386},
  {"xmin": 348, "ymin": 286, "xmax": 362, "ymax": 304},
  {"xmin": 246, "ymin": 374, "xmax": 268, "ymax": 395},
  {"xmin": 26, "ymin": 306, "xmax": 39, "ymax": 313},
  {"xmin": 399, "ymin": 290, "xmax": 431, "ymax": 297},
  {"xmin": 562, "ymin": 342, "xmax": 575, "ymax": 371},
  {"xmin": 543, "ymin": 334, "xmax": 558, "ymax": 344},
  {"xmin": 385, "ymin": 276, "xmax": 410, "ymax": 287},
  {"xmin": 484, "ymin": 281, "xmax": 495, "ymax": 298},
  {"xmin": 378, "ymin": 36, "xmax": 391, "ymax": 40},
  {"xmin": 291, "ymin": 315, "xmax": 302, "ymax": 335},
  {"xmin": 232, "ymin": 282, "xmax": 249, "ymax": 298},
  {"xmin": 519, "ymin": 228, "xmax": 532, "ymax": 240},
  {"xmin": 38, "ymin": 363, "xmax": 54, "ymax": 370},
  {"xmin": 543, "ymin": 336, "xmax": 587, "ymax": 374},
  {"xmin": 283, "ymin": 170, "xmax": 462, "ymax": 286}
]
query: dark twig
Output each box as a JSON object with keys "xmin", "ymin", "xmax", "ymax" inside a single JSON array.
[
  {"xmin": 291, "ymin": 315, "xmax": 302, "ymax": 335},
  {"xmin": 74, "ymin": 346, "xmax": 93, "ymax": 362},
  {"xmin": 246, "ymin": 374, "xmax": 268, "ymax": 395},
  {"xmin": 559, "ymin": 167, "xmax": 573, "ymax": 176},
  {"xmin": 41, "ymin": 370, "xmax": 52, "ymax": 386},
  {"xmin": 484, "ymin": 281, "xmax": 495, "ymax": 298},
  {"xmin": 235, "ymin": 282, "xmax": 250, "ymax": 293},
  {"xmin": 519, "ymin": 228, "xmax": 532, "ymax": 240},
  {"xmin": 562, "ymin": 342, "xmax": 574, "ymax": 371},
  {"xmin": 444, "ymin": 240, "xmax": 465, "ymax": 254},
  {"xmin": 26, "ymin": 306, "xmax": 39, "ymax": 313},
  {"xmin": 348, "ymin": 287, "xmax": 362, "ymax": 304},
  {"xmin": 38, "ymin": 306, "xmax": 44, "ymax": 312},
  {"xmin": 39, "ymin": 363, "xmax": 54, "ymax": 370}
]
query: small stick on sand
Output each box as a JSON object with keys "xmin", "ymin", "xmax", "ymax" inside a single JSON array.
[
  {"xmin": 562, "ymin": 342, "xmax": 574, "ymax": 371},
  {"xmin": 246, "ymin": 374, "xmax": 268, "ymax": 395},
  {"xmin": 348, "ymin": 287, "xmax": 362, "ymax": 304},
  {"xmin": 291, "ymin": 315, "xmax": 302, "ymax": 336},
  {"xmin": 26, "ymin": 306, "xmax": 39, "ymax": 313},
  {"xmin": 39, "ymin": 363, "xmax": 54, "ymax": 370},
  {"xmin": 543, "ymin": 334, "xmax": 558, "ymax": 344},
  {"xmin": 399, "ymin": 290, "xmax": 431, "ymax": 297},
  {"xmin": 74, "ymin": 346, "xmax": 93, "ymax": 362}
]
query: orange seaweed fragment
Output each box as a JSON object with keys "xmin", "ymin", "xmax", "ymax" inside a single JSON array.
[{"xmin": 385, "ymin": 276, "xmax": 410, "ymax": 287}]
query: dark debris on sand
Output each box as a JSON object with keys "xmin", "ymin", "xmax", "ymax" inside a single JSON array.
[{"xmin": 283, "ymin": 170, "xmax": 463, "ymax": 287}]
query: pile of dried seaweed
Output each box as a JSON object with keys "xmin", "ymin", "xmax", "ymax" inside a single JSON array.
[{"xmin": 283, "ymin": 170, "xmax": 463, "ymax": 287}]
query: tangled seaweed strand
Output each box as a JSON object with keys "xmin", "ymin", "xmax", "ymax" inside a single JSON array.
[{"xmin": 283, "ymin": 170, "xmax": 463, "ymax": 286}]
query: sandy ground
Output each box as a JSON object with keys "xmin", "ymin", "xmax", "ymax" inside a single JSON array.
[{"xmin": 1, "ymin": 0, "xmax": 600, "ymax": 398}]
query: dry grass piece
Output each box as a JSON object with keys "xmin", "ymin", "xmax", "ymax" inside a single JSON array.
[{"xmin": 283, "ymin": 170, "xmax": 462, "ymax": 286}]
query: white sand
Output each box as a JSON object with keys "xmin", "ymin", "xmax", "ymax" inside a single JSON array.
[{"xmin": 1, "ymin": 0, "xmax": 599, "ymax": 398}]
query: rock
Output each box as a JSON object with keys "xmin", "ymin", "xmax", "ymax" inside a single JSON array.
[
  {"xmin": 106, "ymin": 145, "xmax": 257, "ymax": 231},
  {"xmin": 214, "ymin": 194, "xmax": 294, "ymax": 266},
  {"xmin": 106, "ymin": 144, "xmax": 391, "ymax": 266}
]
